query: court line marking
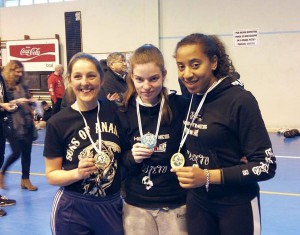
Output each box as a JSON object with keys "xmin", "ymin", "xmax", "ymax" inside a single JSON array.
[
  {"xmin": 260, "ymin": 191, "xmax": 300, "ymax": 197},
  {"xmin": 6, "ymin": 170, "xmax": 46, "ymax": 176},
  {"xmin": 276, "ymin": 155, "xmax": 300, "ymax": 159}
]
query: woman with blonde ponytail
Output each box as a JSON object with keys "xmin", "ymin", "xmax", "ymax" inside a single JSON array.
[{"xmin": 118, "ymin": 44, "xmax": 189, "ymax": 235}]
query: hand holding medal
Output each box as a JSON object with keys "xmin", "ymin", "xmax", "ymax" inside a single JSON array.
[
  {"xmin": 132, "ymin": 143, "xmax": 154, "ymax": 163},
  {"xmin": 94, "ymin": 152, "xmax": 111, "ymax": 170},
  {"xmin": 78, "ymin": 157, "xmax": 98, "ymax": 179},
  {"xmin": 170, "ymin": 152, "xmax": 185, "ymax": 168}
]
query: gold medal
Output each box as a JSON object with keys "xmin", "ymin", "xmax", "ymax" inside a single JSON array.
[
  {"xmin": 94, "ymin": 152, "xmax": 111, "ymax": 170},
  {"xmin": 170, "ymin": 152, "xmax": 185, "ymax": 168}
]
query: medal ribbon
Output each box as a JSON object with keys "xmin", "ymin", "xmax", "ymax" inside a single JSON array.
[
  {"xmin": 75, "ymin": 101, "xmax": 102, "ymax": 154},
  {"xmin": 178, "ymin": 77, "xmax": 228, "ymax": 152},
  {"xmin": 137, "ymin": 95, "xmax": 165, "ymax": 142}
]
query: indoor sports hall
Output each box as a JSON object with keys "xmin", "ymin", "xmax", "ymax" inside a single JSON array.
[{"xmin": 0, "ymin": 0, "xmax": 299, "ymax": 234}]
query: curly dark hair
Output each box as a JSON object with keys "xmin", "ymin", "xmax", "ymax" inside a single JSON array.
[{"xmin": 174, "ymin": 33, "xmax": 235, "ymax": 79}]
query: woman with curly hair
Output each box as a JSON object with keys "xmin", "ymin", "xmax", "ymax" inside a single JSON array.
[
  {"xmin": 0, "ymin": 60, "xmax": 37, "ymax": 191},
  {"xmin": 171, "ymin": 33, "xmax": 276, "ymax": 235}
]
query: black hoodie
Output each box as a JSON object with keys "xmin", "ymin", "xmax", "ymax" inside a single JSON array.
[
  {"xmin": 185, "ymin": 76, "xmax": 276, "ymax": 205},
  {"xmin": 117, "ymin": 93, "xmax": 189, "ymax": 208}
]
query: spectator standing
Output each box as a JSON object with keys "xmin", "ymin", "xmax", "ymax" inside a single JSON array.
[
  {"xmin": 0, "ymin": 72, "xmax": 17, "ymax": 217},
  {"xmin": 0, "ymin": 60, "xmax": 38, "ymax": 191},
  {"xmin": 48, "ymin": 64, "xmax": 65, "ymax": 115},
  {"xmin": 100, "ymin": 52, "xmax": 128, "ymax": 103}
]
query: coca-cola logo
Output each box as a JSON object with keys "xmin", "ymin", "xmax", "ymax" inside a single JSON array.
[{"xmin": 20, "ymin": 47, "xmax": 41, "ymax": 56}]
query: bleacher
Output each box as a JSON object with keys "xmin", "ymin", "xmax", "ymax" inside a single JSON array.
[{"xmin": 30, "ymin": 90, "xmax": 51, "ymax": 104}]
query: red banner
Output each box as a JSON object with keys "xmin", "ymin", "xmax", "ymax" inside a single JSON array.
[
  {"xmin": 6, "ymin": 39, "xmax": 60, "ymax": 71},
  {"xmin": 9, "ymin": 44, "xmax": 56, "ymax": 62}
]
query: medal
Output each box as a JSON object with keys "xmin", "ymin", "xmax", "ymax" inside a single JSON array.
[
  {"xmin": 141, "ymin": 132, "xmax": 157, "ymax": 149},
  {"xmin": 170, "ymin": 152, "xmax": 185, "ymax": 168},
  {"xmin": 76, "ymin": 101, "xmax": 107, "ymax": 169},
  {"xmin": 94, "ymin": 152, "xmax": 111, "ymax": 170},
  {"xmin": 137, "ymin": 96, "xmax": 165, "ymax": 149}
]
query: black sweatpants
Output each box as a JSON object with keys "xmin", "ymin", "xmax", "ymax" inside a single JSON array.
[
  {"xmin": 2, "ymin": 131, "xmax": 33, "ymax": 179},
  {"xmin": 186, "ymin": 192, "xmax": 261, "ymax": 235},
  {"xmin": 0, "ymin": 123, "xmax": 5, "ymax": 168}
]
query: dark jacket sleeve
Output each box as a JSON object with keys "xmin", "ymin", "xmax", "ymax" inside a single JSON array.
[
  {"xmin": 223, "ymin": 91, "xmax": 276, "ymax": 185},
  {"xmin": 116, "ymin": 109, "xmax": 142, "ymax": 175}
]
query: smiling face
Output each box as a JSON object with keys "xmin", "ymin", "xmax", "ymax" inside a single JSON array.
[
  {"xmin": 69, "ymin": 59, "xmax": 102, "ymax": 110},
  {"xmin": 131, "ymin": 62, "xmax": 165, "ymax": 105},
  {"xmin": 176, "ymin": 44, "xmax": 217, "ymax": 94}
]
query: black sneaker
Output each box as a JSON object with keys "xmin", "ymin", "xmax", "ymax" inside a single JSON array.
[
  {"xmin": 0, "ymin": 208, "xmax": 7, "ymax": 216},
  {"xmin": 0, "ymin": 195, "xmax": 16, "ymax": 206}
]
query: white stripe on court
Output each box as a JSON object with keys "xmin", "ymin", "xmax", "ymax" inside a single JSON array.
[
  {"xmin": 275, "ymin": 155, "xmax": 300, "ymax": 159},
  {"xmin": 260, "ymin": 191, "xmax": 300, "ymax": 197}
]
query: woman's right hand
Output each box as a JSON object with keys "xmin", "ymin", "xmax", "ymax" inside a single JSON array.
[
  {"xmin": 15, "ymin": 98, "xmax": 31, "ymax": 104},
  {"xmin": 131, "ymin": 143, "xmax": 154, "ymax": 163},
  {"xmin": 77, "ymin": 158, "xmax": 98, "ymax": 179}
]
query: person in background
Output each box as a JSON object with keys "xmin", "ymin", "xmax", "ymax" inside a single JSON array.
[
  {"xmin": 34, "ymin": 101, "xmax": 52, "ymax": 130},
  {"xmin": 178, "ymin": 78, "xmax": 191, "ymax": 99},
  {"xmin": 44, "ymin": 53, "xmax": 124, "ymax": 235},
  {"xmin": 100, "ymin": 52, "xmax": 128, "ymax": 103},
  {"xmin": 117, "ymin": 44, "xmax": 188, "ymax": 235},
  {"xmin": 0, "ymin": 60, "xmax": 38, "ymax": 191},
  {"xmin": 0, "ymin": 70, "xmax": 17, "ymax": 217},
  {"xmin": 171, "ymin": 33, "xmax": 277, "ymax": 235},
  {"xmin": 47, "ymin": 64, "xmax": 65, "ymax": 115}
]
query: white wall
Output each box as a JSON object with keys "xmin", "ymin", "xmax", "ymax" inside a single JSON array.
[
  {"xmin": 159, "ymin": 0, "xmax": 300, "ymax": 130},
  {"xmin": 0, "ymin": 0, "xmax": 159, "ymax": 65},
  {"xmin": 0, "ymin": 0, "xmax": 299, "ymax": 129}
]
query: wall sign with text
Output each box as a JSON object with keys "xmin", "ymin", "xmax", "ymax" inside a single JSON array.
[{"xmin": 234, "ymin": 29, "xmax": 259, "ymax": 47}]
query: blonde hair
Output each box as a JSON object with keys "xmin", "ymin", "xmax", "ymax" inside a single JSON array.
[{"xmin": 2, "ymin": 60, "xmax": 24, "ymax": 90}]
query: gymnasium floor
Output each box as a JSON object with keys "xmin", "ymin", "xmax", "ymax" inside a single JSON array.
[{"xmin": 0, "ymin": 129, "xmax": 299, "ymax": 235}]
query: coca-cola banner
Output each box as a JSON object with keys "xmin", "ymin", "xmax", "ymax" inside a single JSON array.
[{"xmin": 6, "ymin": 39, "xmax": 60, "ymax": 71}]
